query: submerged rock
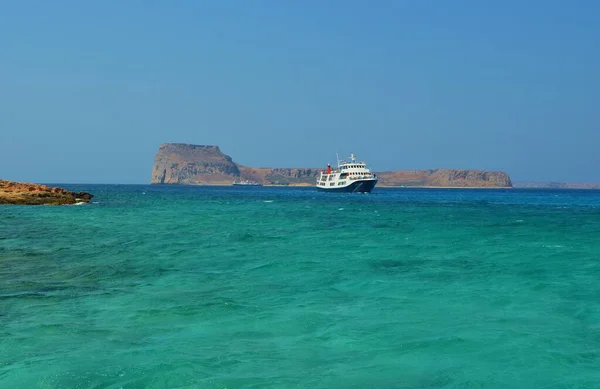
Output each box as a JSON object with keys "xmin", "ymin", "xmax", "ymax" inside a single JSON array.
[{"xmin": 0, "ymin": 180, "xmax": 94, "ymax": 205}]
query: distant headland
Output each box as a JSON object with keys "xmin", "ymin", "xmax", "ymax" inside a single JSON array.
[
  {"xmin": 0, "ymin": 180, "xmax": 93, "ymax": 205},
  {"xmin": 513, "ymin": 181, "xmax": 600, "ymax": 190},
  {"xmin": 150, "ymin": 143, "xmax": 513, "ymax": 188}
]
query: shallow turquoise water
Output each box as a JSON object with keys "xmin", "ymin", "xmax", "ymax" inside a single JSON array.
[{"xmin": 1, "ymin": 185, "xmax": 599, "ymax": 388}]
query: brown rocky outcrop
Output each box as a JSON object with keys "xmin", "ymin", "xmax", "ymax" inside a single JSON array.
[
  {"xmin": 150, "ymin": 143, "xmax": 513, "ymax": 188},
  {"xmin": 151, "ymin": 144, "xmax": 240, "ymax": 185},
  {"xmin": 0, "ymin": 180, "xmax": 94, "ymax": 205},
  {"xmin": 376, "ymin": 169, "xmax": 512, "ymax": 188},
  {"xmin": 237, "ymin": 166, "xmax": 321, "ymax": 186}
]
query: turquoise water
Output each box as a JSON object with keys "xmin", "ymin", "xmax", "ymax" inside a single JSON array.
[{"xmin": 1, "ymin": 185, "xmax": 599, "ymax": 388}]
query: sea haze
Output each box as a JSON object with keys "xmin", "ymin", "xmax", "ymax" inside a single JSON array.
[{"xmin": 1, "ymin": 186, "xmax": 599, "ymax": 388}]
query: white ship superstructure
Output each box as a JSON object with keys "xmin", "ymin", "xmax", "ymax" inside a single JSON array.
[{"xmin": 316, "ymin": 152, "xmax": 377, "ymax": 193}]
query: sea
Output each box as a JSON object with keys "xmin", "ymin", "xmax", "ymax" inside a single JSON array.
[{"xmin": 1, "ymin": 185, "xmax": 599, "ymax": 389}]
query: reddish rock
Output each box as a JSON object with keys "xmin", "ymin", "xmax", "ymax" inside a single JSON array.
[{"xmin": 0, "ymin": 180, "xmax": 94, "ymax": 205}]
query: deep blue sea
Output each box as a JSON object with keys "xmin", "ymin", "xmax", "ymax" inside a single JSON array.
[{"xmin": 1, "ymin": 185, "xmax": 599, "ymax": 388}]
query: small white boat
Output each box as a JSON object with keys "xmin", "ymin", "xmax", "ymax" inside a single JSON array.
[
  {"xmin": 316, "ymin": 152, "xmax": 378, "ymax": 193},
  {"xmin": 232, "ymin": 179, "xmax": 263, "ymax": 186}
]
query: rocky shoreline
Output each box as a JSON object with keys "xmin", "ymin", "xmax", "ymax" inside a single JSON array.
[{"xmin": 0, "ymin": 180, "xmax": 93, "ymax": 205}]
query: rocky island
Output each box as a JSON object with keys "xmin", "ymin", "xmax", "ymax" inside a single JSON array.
[
  {"xmin": 0, "ymin": 180, "xmax": 94, "ymax": 205},
  {"xmin": 151, "ymin": 143, "xmax": 513, "ymax": 188}
]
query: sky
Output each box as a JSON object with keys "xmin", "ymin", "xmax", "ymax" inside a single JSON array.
[{"xmin": 1, "ymin": 0, "xmax": 599, "ymax": 184}]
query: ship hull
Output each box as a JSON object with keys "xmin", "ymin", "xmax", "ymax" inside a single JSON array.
[{"xmin": 316, "ymin": 179, "xmax": 377, "ymax": 193}]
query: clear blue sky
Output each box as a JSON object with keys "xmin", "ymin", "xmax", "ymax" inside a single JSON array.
[{"xmin": 1, "ymin": 1, "xmax": 598, "ymax": 184}]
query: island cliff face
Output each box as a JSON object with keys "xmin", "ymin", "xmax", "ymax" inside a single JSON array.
[
  {"xmin": 151, "ymin": 144, "xmax": 240, "ymax": 185},
  {"xmin": 150, "ymin": 143, "xmax": 513, "ymax": 188},
  {"xmin": 376, "ymin": 169, "xmax": 512, "ymax": 188}
]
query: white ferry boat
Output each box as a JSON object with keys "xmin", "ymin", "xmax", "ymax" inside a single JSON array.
[
  {"xmin": 232, "ymin": 179, "xmax": 263, "ymax": 186},
  {"xmin": 316, "ymin": 152, "xmax": 378, "ymax": 193}
]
